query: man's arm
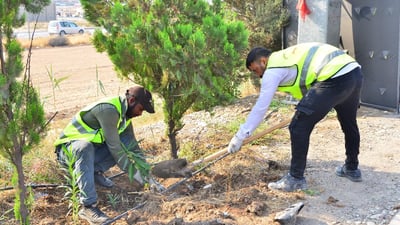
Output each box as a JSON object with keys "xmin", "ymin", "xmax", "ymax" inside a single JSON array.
[
  {"xmin": 228, "ymin": 68, "xmax": 291, "ymax": 154},
  {"xmin": 94, "ymin": 105, "xmax": 133, "ymax": 171},
  {"xmin": 236, "ymin": 70, "xmax": 283, "ymax": 139}
]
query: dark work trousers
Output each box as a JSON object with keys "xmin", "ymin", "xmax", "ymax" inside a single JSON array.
[
  {"xmin": 289, "ymin": 67, "xmax": 363, "ymax": 179},
  {"xmin": 55, "ymin": 129, "xmax": 137, "ymax": 206}
]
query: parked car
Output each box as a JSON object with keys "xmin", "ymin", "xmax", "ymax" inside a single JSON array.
[{"xmin": 47, "ymin": 20, "xmax": 85, "ymax": 36}]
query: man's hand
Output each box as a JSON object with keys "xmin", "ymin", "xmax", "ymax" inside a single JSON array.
[{"xmin": 227, "ymin": 135, "xmax": 244, "ymax": 153}]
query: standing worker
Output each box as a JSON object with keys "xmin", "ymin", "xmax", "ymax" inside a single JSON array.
[
  {"xmin": 54, "ymin": 85, "xmax": 163, "ymax": 224},
  {"xmin": 227, "ymin": 42, "xmax": 364, "ymax": 192}
]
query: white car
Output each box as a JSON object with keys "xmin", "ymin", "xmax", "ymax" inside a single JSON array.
[{"xmin": 48, "ymin": 20, "xmax": 85, "ymax": 36}]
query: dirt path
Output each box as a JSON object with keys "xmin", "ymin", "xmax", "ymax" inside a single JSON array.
[
  {"xmin": 28, "ymin": 45, "xmax": 133, "ymax": 116},
  {"xmin": 296, "ymin": 109, "xmax": 400, "ymax": 224},
  {"xmin": 135, "ymin": 103, "xmax": 400, "ymax": 225}
]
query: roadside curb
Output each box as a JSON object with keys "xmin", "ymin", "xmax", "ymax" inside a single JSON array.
[{"xmin": 389, "ymin": 211, "xmax": 400, "ymax": 225}]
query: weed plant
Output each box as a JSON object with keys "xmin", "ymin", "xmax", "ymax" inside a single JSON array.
[
  {"xmin": 60, "ymin": 146, "xmax": 82, "ymax": 223},
  {"xmin": 119, "ymin": 141, "xmax": 151, "ymax": 183},
  {"xmin": 106, "ymin": 193, "xmax": 120, "ymax": 209},
  {"xmin": 95, "ymin": 65, "xmax": 106, "ymax": 97},
  {"xmin": 46, "ymin": 65, "xmax": 69, "ymax": 111}
]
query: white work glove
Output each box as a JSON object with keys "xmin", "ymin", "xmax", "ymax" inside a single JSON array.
[
  {"xmin": 134, "ymin": 170, "xmax": 166, "ymax": 192},
  {"xmin": 148, "ymin": 176, "xmax": 166, "ymax": 193},
  {"xmin": 227, "ymin": 135, "xmax": 244, "ymax": 153},
  {"xmin": 228, "ymin": 128, "xmax": 250, "ymax": 154},
  {"xmin": 133, "ymin": 170, "xmax": 144, "ymax": 184}
]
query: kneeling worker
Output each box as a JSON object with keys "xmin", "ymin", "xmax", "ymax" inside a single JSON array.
[{"xmin": 54, "ymin": 85, "xmax": 162, "ymax": 224}]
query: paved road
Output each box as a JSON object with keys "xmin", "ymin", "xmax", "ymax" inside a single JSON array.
[
  {"xmin": 15, "ymin": 30, "xmax": 49, "ymax": 39},
  {"xmin": 15, "ymin": 28, "xmax": 95, "ymax": 39}
]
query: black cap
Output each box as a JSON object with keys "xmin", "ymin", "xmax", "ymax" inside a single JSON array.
[{"xmin": 127, "ymin": 86, "xmax": 155, "ymax": 113}]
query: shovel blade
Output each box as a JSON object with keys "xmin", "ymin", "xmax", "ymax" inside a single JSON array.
[{"xmin": 151, "ymin": 158, "xmax": 192, "ymax": 178}]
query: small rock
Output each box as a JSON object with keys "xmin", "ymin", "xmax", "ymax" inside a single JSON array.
[
  {"xmin": 370, "ymin": 213, "xmax": 382, "ymax": 219},
  {"xmin": 167, "ymin": 217, "xmax": 184, "ymax": 225},
  {"xmin": 327, "ymin": 196, "xmax": 339, "ymax": 204},
  {"xmin": 126, "ymin": 211, "xmax": 140, "ymax": 225},
  {"xmin": 203, "ymin": 184, "xmax": 213, "ymax": 189},
  {"xmin": 246, "ymin": 201, "xmax": 266, "ymax": 216}
]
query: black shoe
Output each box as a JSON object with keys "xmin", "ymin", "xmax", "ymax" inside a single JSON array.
[
  {"xmin": 335, "ymin": 165, "xmax": 362, "ymax": 182},
  {"xmin": 94, "ymin": 171, "xmax": 114, "ymax": 188},
  {"xmin": 78, "ymin": 204, "xmax": 110, "ymax": 225}
]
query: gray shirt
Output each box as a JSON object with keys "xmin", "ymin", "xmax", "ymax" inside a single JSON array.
[{"xmin": 81, "ymin": 96, "xmax": 136, "ymax": 171}]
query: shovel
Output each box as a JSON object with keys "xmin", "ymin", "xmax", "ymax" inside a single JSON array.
[
  {"xmin": 191, "ymin": 118, "xmax": 291, "ymax": 167},
  {"xmin": 112, "ymin": 118, "xmax": 291, "ymax": 181},
  {"xmin": 156, "ymin": 119, "xmax": 291, "ymax": 193}
]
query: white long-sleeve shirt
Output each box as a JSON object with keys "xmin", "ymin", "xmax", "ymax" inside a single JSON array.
[{"xmin": 236, "ymin": 62, "xmax": 360, "ymax": 140}]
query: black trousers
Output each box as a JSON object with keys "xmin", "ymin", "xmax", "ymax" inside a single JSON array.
[{"xmin": 289, "ymin": 67, "xmax": 364, "ymax": 178}]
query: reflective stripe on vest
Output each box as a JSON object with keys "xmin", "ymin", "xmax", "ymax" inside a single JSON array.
[
  {"xmin": 54, "ymin": 97, "xmax": 130, "ymax": 146},
  {"xmin": 299, "ymin": 46, "xmax": 319, "ymax": 97},
  {"xmin": 315, "ymin": 50, "xmax": 346, "ymax": 76}
]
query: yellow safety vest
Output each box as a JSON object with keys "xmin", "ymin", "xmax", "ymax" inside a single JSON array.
[
  {"xmin": 267, "ymin": 43, "xmax": 356, "ymax": 99},
  {"xmin": 54, "ymin": 97, "xmax": 131, "ymax": 146}
]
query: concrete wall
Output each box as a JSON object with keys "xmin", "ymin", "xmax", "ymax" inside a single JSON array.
[
  {"xmin": 283, "ymin": 0, "xmax": 352, "ymax": 51},
  {"xmin": 19, "ymin": 1, "xmax": 57, "ymax": 22},
  {"xmin": 297, "ymin": 0, "xmax": 342, "ymax": 46}
]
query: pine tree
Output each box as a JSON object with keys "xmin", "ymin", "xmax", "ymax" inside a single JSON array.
[
  {"xmin": 81, "ymin": 0, "xmax": 249, "ymax": 158},
  {"xmin": 224, "ymin": 0, "xmax": 290, "ymax": 50}
]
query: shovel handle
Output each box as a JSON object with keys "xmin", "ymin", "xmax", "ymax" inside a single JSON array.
[{"xmin": 190, "ymin": 118, "xmax": 291, "ymax": 167}]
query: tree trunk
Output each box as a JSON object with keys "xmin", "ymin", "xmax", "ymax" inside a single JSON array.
[
  {"xmin": 167, "ymin": 119, "xmax": 178, "ymax": 159},
  {"xmin": 15, "ymin": 147, "xmax": 29, "ymax": 224}
]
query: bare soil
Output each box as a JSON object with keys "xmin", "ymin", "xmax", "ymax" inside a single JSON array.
[{"xmin": 1, "ymin": 45, "xmax": 399, "ymax": 225}]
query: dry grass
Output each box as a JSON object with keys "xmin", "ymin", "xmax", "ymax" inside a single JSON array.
[
  {"xmin": 14, "ymin": 20, "xmax": 94, "ymax": 48},
  {"xmin": 17, "ymin": 33, "xmax": 93, "ymax": 49},
  {"xmin": 16, "ymin": 21, "xmax": 93, "ymax": 31}
]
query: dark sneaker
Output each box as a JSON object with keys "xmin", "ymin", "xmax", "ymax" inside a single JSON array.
[
  {"xmin": 94, "ymin": 171, "xmax": 114, "ymax": 188},
  {"xmin": 78, "ymin": 204, "xmax": 110, "ymax": 225},
  {"xmin": 268, "ymin": 173, "xmax": 307, "ymax": 192},
  {"xmin": 335, "ymin": 165, "xmax": 362, "ymax": 182}
]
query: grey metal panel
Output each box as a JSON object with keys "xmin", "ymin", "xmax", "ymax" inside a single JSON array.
[{"xmin": 349, "ymin": 0, "xmax": 400, "ymax": 112}]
